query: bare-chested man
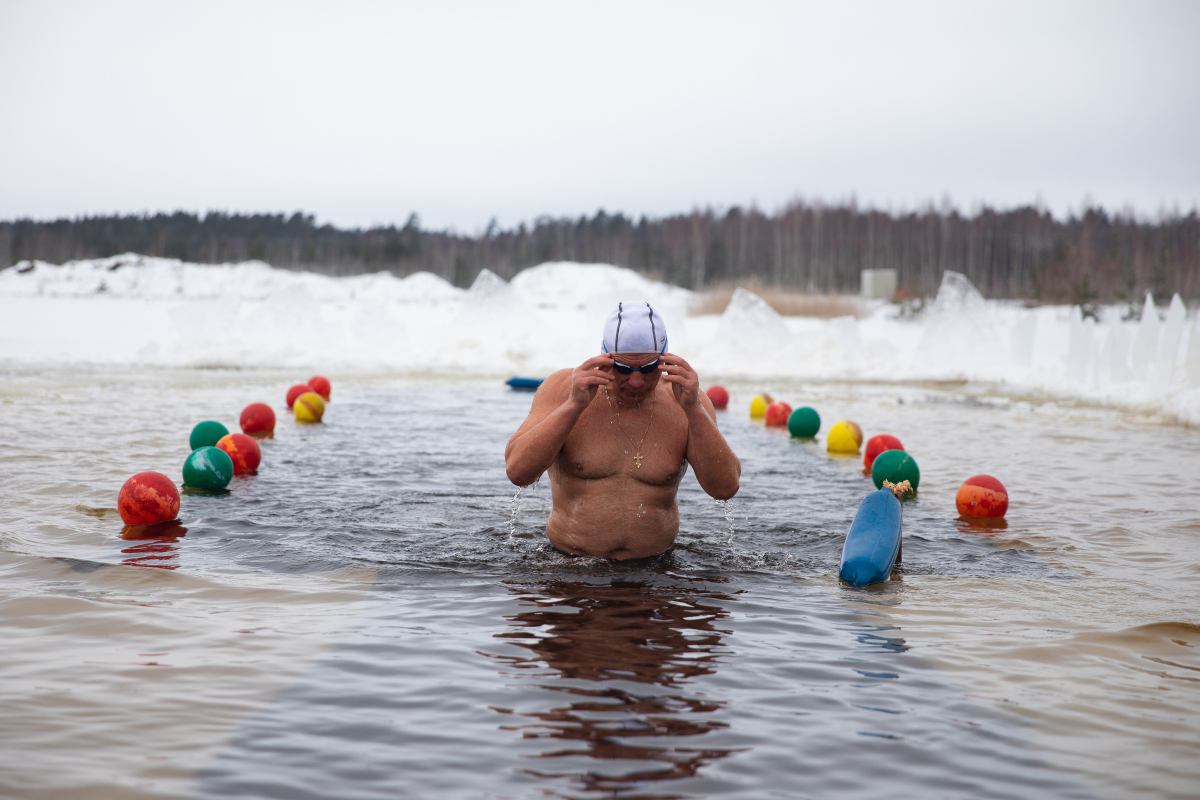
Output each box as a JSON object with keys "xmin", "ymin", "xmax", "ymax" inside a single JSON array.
[{"xmin": 505, "ymin": 302, "xmax": 740, "ymax": 559}]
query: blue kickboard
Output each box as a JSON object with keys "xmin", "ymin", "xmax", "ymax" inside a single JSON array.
[
  {"xmin": 505, "ymin": 377, "xmax": 544, "ymax": 390},
  {"xmin": 839, "ymin": 489, "xmax": 903, "ymax": 587}
]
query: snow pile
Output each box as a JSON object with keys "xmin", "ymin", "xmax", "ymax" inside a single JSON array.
[
  {"xmin": 2, "ymin": 255, "xmax": 1198, "ymax": 424},
  {"xmin": 0, "ymin": 253, "xmax": 462, "ymax": 305}
]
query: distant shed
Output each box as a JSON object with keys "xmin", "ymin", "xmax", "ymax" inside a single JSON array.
[{"xmin": 860, "ymin": 269, "xmax": 897, "ymax": 299}]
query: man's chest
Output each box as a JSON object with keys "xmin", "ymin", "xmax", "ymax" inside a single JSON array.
[{"xmin": 557, "ymin": 400, "xmax": 689, "ymax": 485}]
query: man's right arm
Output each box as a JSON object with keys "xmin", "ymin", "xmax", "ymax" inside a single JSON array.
[{"xmin": 504, "ymin": 355, "xmax": 614, "ymax": 486}]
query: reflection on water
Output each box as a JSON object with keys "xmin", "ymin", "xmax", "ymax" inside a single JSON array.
[
  {"xmin": 119, "ymin": 520, "xmax": 188, "ymax": 570},
  {"xmin": 120, "ymin": 538, "xmax": 183, "ymax": 570},
  {"xmin": 954, "ymin": 517, "xmax": 1009, "ymax": 535},
  {"xmin": 492, "ymin": 579, "xmax": 737, "ymax": 797}
]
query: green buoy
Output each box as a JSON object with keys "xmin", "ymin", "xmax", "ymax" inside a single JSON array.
[
  {"xmin": 871, "ymin": 449, "xmax": 920, "ymax": 492},
  {"xmin": 183, "ymin": 446, "xmax": 234, "ymax": 490},
  {"xmin": 190, "ymin": 420, "xmax": 230, "ymax": 451},
  {"xmin": 788, "ymin": 406, "xmax": 821, "ymax": 438}
]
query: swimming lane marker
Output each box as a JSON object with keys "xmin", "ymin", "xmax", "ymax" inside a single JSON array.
[{"xmin": 838, "ymin": 481, "xmax": 910, "ymax": 587}]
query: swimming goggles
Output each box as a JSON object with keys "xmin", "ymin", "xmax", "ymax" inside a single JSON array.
[{"xmin": 612, "ymin": 358, "xmax": 660, "ymax": 375}]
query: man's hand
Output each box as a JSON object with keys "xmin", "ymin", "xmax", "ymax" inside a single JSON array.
[
  {"xmin": 658, "ymin": 353, "xmax": 702, "ymax": 410},
  {"xmin": 567, "ymin": 354, "xmax": 615, "ymax": 410}
]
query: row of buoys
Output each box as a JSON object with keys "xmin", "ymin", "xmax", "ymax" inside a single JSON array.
[
  {"xmin": 287, "ymin": 375, "xmax": 330, "ymax": 422},
  {"xmin": 704, "ymin": 384, "xmax": 1008, "ymax": 520},
  {"xmin": 116, "ymin": 376, "xmax": 332, "ymax": 529}
]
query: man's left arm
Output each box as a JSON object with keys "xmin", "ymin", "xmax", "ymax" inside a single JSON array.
[{"xmin": 658, "ymin": 354, "xmax": 740, "ymax": 500}]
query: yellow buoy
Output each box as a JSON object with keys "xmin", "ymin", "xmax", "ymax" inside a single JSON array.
[
  {"xmin": 826, "ymin": 419, "xmax": 863, "ymax": 453},
  {"xmin": 749, "ymin": 393, "xmax": 773, "ymax": 419},
  {"xmin": 294, "ymin": 391, "xmax": 326, "ymax": 423}
]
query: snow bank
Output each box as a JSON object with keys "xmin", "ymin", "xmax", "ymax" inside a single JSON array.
[{"xmin": 2, "ymin": 254, "xmax": 1198, "ymax": 424}]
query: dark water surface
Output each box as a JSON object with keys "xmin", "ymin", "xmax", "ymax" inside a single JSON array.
[{"xmin": 1, "ymin": 372, "xmax": 1197, "ymax": 798}]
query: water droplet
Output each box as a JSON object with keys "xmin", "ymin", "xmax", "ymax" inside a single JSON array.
[
  {"xmin": 716, "ymin": 499, "xmax": 736, "ymax": 544},
  {"xmin": 506, "ymin": 476, "xmax": 542, "ymax": 540},
  {"xmin": 507, "ymin": 486, "xmax": 524, "ymax": 540}
]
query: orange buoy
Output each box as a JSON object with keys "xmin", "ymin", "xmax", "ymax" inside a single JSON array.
[
  {"xmin": 764, "ymin": 401, "xmax": 793, "ymax": 427},
  {"xmin": 216, "ymin": 432, "xmax": 262, "ymax": 474},
  {"xmin": 706, "ymin": 385, "xmax": 729, "ymax": 409},
  {"xmin": 956, "ymin": 475, "xmax": 1009, "ymax": 519},
  {"xmin": 864, "ymin": 434, "xmax": 904, "ymax": 471},
  {"xmin": 240, "ymin": 402, "xmax": 276, "ymax": 438},
  {"xmin": 308, "ymin": 375, "xmax": 331, "ymax": 401},
  {"xmin": 118, "ymin": 472, "xmax": 180, "ymax": 526}
]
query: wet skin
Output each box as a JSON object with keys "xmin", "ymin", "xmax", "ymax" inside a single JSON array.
[{"xmin": 505, "ymin": 352, "xmax": 741, "ymax": 559}]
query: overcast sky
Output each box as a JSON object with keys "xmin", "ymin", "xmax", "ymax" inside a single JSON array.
[{"xmin": 1, "ymin": 0, "xmax": 1197, "ymax": 231}]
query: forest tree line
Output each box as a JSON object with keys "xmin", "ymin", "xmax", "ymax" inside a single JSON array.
[{"xmin": 1, "ymin": 202, "xmax": 1196, "ymax": 302}]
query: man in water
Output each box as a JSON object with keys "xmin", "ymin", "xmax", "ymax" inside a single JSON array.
[{"xmin": 505, "ymin": 302, "xmax": 740, "ymax": 559}]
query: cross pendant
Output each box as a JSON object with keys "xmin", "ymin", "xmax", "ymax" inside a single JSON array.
[{"xmin": 634, "ymin": 454, "xmax": 643, "ymax": 469}]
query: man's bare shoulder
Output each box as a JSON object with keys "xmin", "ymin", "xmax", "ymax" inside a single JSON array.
[
  {"xmin": 519, "ymin": 368, "xmax": 573, "ymax": 419},
  {"xmin": 534, "ymin": 368, "xmax": 573, "ymax": 401}
]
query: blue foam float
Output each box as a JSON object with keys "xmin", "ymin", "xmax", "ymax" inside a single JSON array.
[
  {"xmin": 838, "ymin": 489, "xmax": 903, "ymax": 587},
  {"xmin": 506, "ymin": 377, "xmax": 544, "ymax": 390}
]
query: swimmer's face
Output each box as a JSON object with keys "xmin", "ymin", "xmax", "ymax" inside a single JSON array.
[{"xmin": 609, "ymin": 352, "xmax": 661, "ymax": 401}]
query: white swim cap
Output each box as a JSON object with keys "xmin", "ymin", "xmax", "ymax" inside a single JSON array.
[{"xmin": 601, "ymin": 302, "xmax": 668, "ymax": 355}]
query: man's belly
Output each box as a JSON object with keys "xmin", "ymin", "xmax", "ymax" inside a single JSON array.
[{"xmin": 546, "ymin": 477, "xmax": 680, "ymax": 560}]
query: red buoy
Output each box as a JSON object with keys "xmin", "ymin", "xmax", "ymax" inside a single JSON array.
[
  {"xmin": 286, "ymin": 384, "xmax": 312, "ymax": 409},
  {"xmin": 864, "ymin": 434, "xmax": 904, "ymax": 471},
  {"xmin": 956, "ymin": 475, "xmax": 1009, "ymax": 519},
  {"xmin": 764, "ymin": 401, "xmax": 793, "ymax": 427},
  {"xmin": 706, "ymin": 385, "xmax": 729, "ymax": 410},
  {"xmin": 308, "ymin": 375, "xmax": 331, "ymax": 401},
  {"xmin": 216, "ymin": 432, "xmax": 262, "ymax": 474},
  {"xmin": 240, "ymin": 402, "xmax": 276, "ymax": 438},
  {"xmin": 118, "ymin": 472, "xmax": 181, "ymax": 526}
]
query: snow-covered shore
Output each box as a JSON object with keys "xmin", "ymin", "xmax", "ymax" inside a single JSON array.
[{"xmin": 2, "ymin": 254, "xmax": 1198, "ymax": 424}]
